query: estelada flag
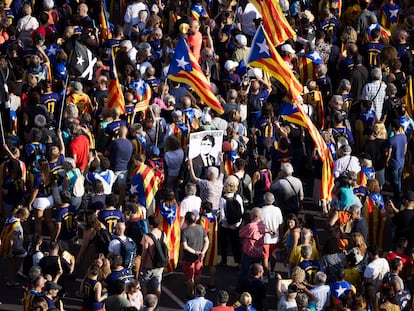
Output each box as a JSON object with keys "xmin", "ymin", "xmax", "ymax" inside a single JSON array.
[
  {"xmin": 197, "ymin": 212, "xmax": 218, "ymax": 266},
  {"xmin": 248, "ymin": 25, "xmax": 303, "ymax": 101},
  {"xmin": 100, "ymin": 0, "xmax": 112, "ymax": 42},
  {"xmin": 156, "ymin": 202, "xmax": 181, "ymax": 272},
  {"xmin": 249, "ymin": 0, "xmax": 296, "ymax": 46},
  {"xmin": 130, "ymin": 164, "xmax": 159, "ymax": 210},
  {"xmin": 107, "ymin": 47, "xmax": 126, "ymax": 114},
  {"xmin": 168, "ymin": 37, "xmax": 224, "ymax": 115},
  {"xmin": 0, "ymin": 216, "xmax": 20, "ymax": 258}
]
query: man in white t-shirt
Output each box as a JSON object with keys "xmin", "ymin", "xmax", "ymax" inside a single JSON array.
[
  {"xmin": 260, "ymin": 192, "xmax": 283, "ymax": 281},
  {"xmin": 310, "ymin": 272, "xmax": 330, "ymax": 311},
  {"xmin": 180, "ymin": 183, "xmax": 202, "ymax": 228},
  {"xmin": 363, "ymin": 245, "xmax": 390, "ymax": 292}
]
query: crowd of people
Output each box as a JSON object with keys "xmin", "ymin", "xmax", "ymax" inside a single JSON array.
[{"xmin": 0, "ymin": 0, "xmax": 413, "ymax": 310}]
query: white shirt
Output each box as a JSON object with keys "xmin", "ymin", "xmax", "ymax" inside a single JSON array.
[
  {"xmin": 108, "ymin": 235, "xmax": 129, "ymax": 255},
  {"xmin": 261, "ymin": 204, "xmax": 283, "ymax": 244},
  {"xmin": 310, "ymin": 285, "xmax": 330, "ymax": 311},
  {"xmin": 180, "ymin": 195, "xmax": 202, "ymax": 225},
  {"xmin": 363, "ymin": 257, "xmax": 390, "ymax": 290},
  {"xmin": 17, "ymin": 15, "xmax": 39, "ymax": 42},
  {"xmin": 333, "ymin": 155, "xmax": 361, "ymax": 177},
  {"xmin": 219, "ymin": 193, "xmax": 244, "ymax": 228},
  {"xmin": 236, "ymin": 3, "xmax": 262, "ymax": 36},
  {"xmin": 124, "ymin": 2, "xmax": 149, "ymax": 26}
]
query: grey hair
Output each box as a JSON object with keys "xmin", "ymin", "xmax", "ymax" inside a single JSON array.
[
  {"xmin": 339, "ymin": 79, "xmax": 351, "ymax": 90},
  {"xmin": 314, "ymin": 271, "xmax": 327, "ymax": 285},
  {"xmin": 250, "ymin": 207, "xmax": 262, "ymax": 219},
  {"xmin": 371, "ymin": 67, "xmax": 382, "ymax": 81},
  {"xmin": 317, "ymin": 64, "xmax": 328, "ymax": 76},
  {"xmin": 227, "ymin": 89, "xmax": 238, "ymax": 100},
  {"xmin": 151, "ymin": 104, "xmax": 161, "ymax": 116},
  {"xmin": 185, "ymin": 183, "xmax": 197, "ymax": 196},
  {"xmin": 207, "ymin": 166, "xmax": 219, "ymax": 180},
  {"xmin": 386, "ymin": 83, "xmax": 397, "ymax": 95},
  {"xmin": 264, "ymin": 192, "xmax": 275, "ymax": 205},
  {"xmin": 300, "ymin": 245, "xmax": 312, "ymax": 259}
]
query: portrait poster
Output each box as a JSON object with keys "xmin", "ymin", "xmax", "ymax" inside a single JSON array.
[{"xmin": 189, "ymin": 130, "xmax": 224, "ymax": 166}]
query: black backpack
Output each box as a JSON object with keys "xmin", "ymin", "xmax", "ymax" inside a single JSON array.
[
  {"xmin": 224, "ymin": 196, "xmax": 243, "ymax": 225},
  {"xmin": 114, "ymin": 236, "xmax": 137, "ymax": 270},
  {"xmin": 147, "ymin": 232, "xmax": 169, "ymax": 268},
  {"xmin": 233, "ymin": 173, "xmax": 251, "ymax": 207}
]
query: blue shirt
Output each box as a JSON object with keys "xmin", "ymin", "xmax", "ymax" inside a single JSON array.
[
  {"xmin": 184, "ymin": 296, "xmax": 213, "ymax": 311},
  {"xmin": 108, "ymin": 138, "xmax": 134, "ymax": 171},
  {"xmin": 386, "ymin": 133, "xmax": 407, "ymax": 168},
  {"xmin": 55, "ymin": 205, "xmax": 77, "ymax": 240}
]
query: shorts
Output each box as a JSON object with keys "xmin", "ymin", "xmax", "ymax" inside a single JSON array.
[
  {"xmin": 114, "ymin": 170, "xmax": 128, "ymax": 185},
  {"xmin": 183, "ymin": 260, "xmax": 203, "ymax": 281},
  {"xmin": 33, "ymin": 195, "xmax": 54, "ymax": 211},
  {"xmin": 263, "ymin": 243, "xmax": 278, "ymax": 259},
  {"xmin": 139, "ymin": 267, "xmax": 164, "ymax": 291}
]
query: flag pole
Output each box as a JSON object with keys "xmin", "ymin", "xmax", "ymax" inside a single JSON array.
[
  {"xmin": 58, "ymin": 74, "xmax": 70, "ymax": 130},
  {"xmin": 0, "ymin": 106, "xmax": 5, "ymax": 144}
]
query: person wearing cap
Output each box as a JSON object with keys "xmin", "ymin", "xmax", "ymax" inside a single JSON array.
[
  {"xmin": 270, "ymin": 162, "xmax": 304, "ymax": 216},
  {"xmin": 39, "ymin": 281, "xmax": 63, "ymax": 309},
  {"xmin": 66, "ymin": 81, "xmax": 93, "ymax": 114},
  {"xmin": 333, "ymin": 144, "xmax": 361, "ymax": 178},
  {"xmin": 233, "ymin": 34, "xmax": 250, "ymax": 63},
  {"xmin": 385, "ymin": 119, "xmax": 407, "ymax": 205},
  {"xmin": 221, "ymin": 60, "xmax": 241, "ymax": 94}
]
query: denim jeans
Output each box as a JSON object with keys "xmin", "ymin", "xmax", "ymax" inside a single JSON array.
[{"xmin": 388, "ymin": 164, "xmax": 403, "ymax": 203}]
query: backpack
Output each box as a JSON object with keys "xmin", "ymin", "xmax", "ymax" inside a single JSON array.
[
  {"xmin": 233, "ymin": 173, "xmax": 251, "ymax": 207},
  {"xmin": 147, "ymin": 232, "xmax": 169, "ymax": 268},
  {"xmin": 224, "ymin": 196, "xmax": 243, "ymax": 225},
  {"xmin": 115, "ymin": 236, "xmax": 137, "ymax": 270},
  {"xmin": 258, "ymin": 170, "xmax": 272, "ymax": 192},
  {"xmin": 73, "ymin": 169, "xmax": 85, "ymax": 197}
]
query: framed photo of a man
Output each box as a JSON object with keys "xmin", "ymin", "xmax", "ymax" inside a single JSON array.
[{"xmin": 189, "ymin": 130, "xmax": 224, "ymax": 168}]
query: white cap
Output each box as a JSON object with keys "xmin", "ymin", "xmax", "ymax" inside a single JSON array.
[
  {"xmin": 235, "ymin": 34, "xmax": 247, "ymax": 46},
  {"xmin": 224, "ymin": 60, "xmax": 239, "ymax": 71},
  {"xmin": 247, "ymin": 68, "xmax": 263, "ymax": 79},
  {"xmin": 201, "ymin": 114, "xmax": 212, "ymax": 124},
  {"xmin": 281, "ymin": 43, "xmax": 295, "ymax": 54},
  {"xmin": 120, "ymin": 40, "xmax": 132, "ymax": 49}
]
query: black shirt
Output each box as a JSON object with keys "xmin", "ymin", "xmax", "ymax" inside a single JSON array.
[{"xmin": 364, "ymin": 138, "xmax": 387, "ymax": 170}]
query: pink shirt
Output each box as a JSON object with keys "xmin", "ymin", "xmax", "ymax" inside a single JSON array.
[{"xmin": 239, "ymin": 220, "xmax": 266, "ymax": 258}]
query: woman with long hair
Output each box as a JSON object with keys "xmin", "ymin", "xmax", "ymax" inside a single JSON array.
[
  {"xmin": 125, "ymin": 279, "xmax": 144, "ymax": 310},
  {"xmin": 277, "ymin": 214, "xmax": 301, "ymax": 268},
  {"xmin": 80, "ymin": 263, "xmax": 107, "ymax": 311},
  {"xmin": 27, "ymin": 158, "xmax": 54, "ymax": 236},
  {"xmin": 252, "ymin": 155, "xmax": 272, "ymax": 206},
  {"xmin": 2, "ymin": 158, "xmax": 25, "ymax": 217}
]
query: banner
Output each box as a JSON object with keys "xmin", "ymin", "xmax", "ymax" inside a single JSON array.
[{"xmin": 189, "ymin": 130, "xmax": 224, "ymax": 167}]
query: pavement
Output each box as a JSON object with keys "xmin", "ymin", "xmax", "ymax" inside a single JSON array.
[{"xmin": 0, "ymin": 199, "xmax": 331, "ymax": 311}]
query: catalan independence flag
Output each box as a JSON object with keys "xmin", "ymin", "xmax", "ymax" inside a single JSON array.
[
  {"xmin": 249, "ymin": 0, "xmax": 296, "ymax": 46},
  {"xmin": 248, "ymin": 25, "xmax": 303, "ymax": 101},
  {"xmin": 363, "ymin": 192, "xmax": 386, "ymax": 250},
  {"xmin": 197, "ymin": 212, "xmax": 218, "ymax": 266},
  {"xmin": 0, "ymin": 216, "xmax": 20, "ymax": 258},
  {"xmin": 100, "ymin": 0, "xmax": 112, "ymax": 42},
  {"xmin": 130, "ymin": 164, "xmax": 160, "ymax": 211},
  {"xmin": 404, "ymin": 76, "xmax": 413, "ymax": 118},
  {"xmin": 168, "ymin": 37, "xmax": 224, "ymax": 115},
  {"xmin": 130, "ymin": 79, "xmax": 152, "ymax": 104},
  {"xmin": 156, "ymin": 202, "xmax": 181, "ymax": 272},
  {"xmin": 191, "ymin": 2, "xmax": 209, "ymax": 20},
  {"xmin": 279, "ymin": 101, "xmax": 307, "ymax": 127},
  {"xmin": 107, "ymin": 48, "xmax": 126, "ymax": 114},
  {"xmin": 378, "ymin": 3, "xmax": 400, "ymax": 30}
]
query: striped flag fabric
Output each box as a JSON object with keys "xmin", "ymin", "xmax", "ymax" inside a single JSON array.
[
  {"xmin": 191, "ymin": 3, "xmax": 209, "ymax": 20},
  {"xmin": 0, "ymin": 216, "xmax": 20, "ymax": 258},
  {"xmin": 404, "ymin": 76, "xmax": 413, "ymax": 118},
  {"xmin": 249, "ymin": 0, "xmax": 296, "ymax": 46},
  {"xmin": 248, "ymin": 25, "xmax": 303, "ymax": 101},
  {"xmin": 363, "ymin": 192, "xmax": 386, "ymax": 250},
  {"xmin": 279, "ymin": 101, "xmax": 307, "ymax": 127},
  {"xmin": 107, "ymin": 48, "xmax": 126, "ymax": 114},
  {"xmin": 130, "ymin": 164, "xmax": 160, "ymax": 211},
  {"xmin": 168, "ymin": 37, "xmax": 224, "ymax": 115},
  {"xmin": 100, "ymin": 0, "xmax": 112, "ymax": 42},
  {"xmin": 197, "ymin": 212, "xmax": 218, "ymax": 266},
  {"xmin": 156, "ymin": 202, "xmax": 181, "ymax": 272},
  {"xmin": 130, "ymin": 79, "xmax": 152, "ymax": 104}
]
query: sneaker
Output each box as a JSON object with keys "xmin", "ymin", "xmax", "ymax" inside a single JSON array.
[
  {"xmin": 263, "ymin": 276, "xmax": 269, "ymax": 284},
  {"xmin": 269, "ymin": 272, "xmax": 276, "ymax": 279}
]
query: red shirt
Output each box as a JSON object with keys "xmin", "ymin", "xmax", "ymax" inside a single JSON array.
[
  {"xmin": 239, "ymin": 220, "xmax": 266, "ymax": 258},
  {"xmin": 188, "ymin": 31, "xmax": 202, "ymax": 63},
  {"xmin": 69, "ymin": 135, "xmax": 90, "ymax": 171}
]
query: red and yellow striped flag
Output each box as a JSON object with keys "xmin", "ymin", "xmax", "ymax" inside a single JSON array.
[
  {"xmin": 0, "ymin": 216, "xmax": 20, "ymax": 258},
  {"xmin": 100, "ymin": 0, "xmax": 112, "ymax": 43},
  {"xmin": 107, "ymin": 48, "xmax": 126, "ymax": 114},
  {"xmin": 168, "ymin": 37, "xmax": 224, "ymax": 115},
  {"xmin": 156, "ymin": 204, "xmax": 181, "ymax": 272},
  {"xmin": 130, "ymin": 164, "xmax": 160, "ymax": 211},
  {"xmin": 249, "ymin": 0, "xmax": 296, "ymax": 46},
  {"xmin": 197, "ymin": 213, "xmax": 218, "ymax": 266},
  {"xmin": 363, "ymin": 193, "xmax": 386, "ymax": 250}
]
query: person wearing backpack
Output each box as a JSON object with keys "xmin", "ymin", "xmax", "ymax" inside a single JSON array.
[
  {"xmin": 140, "ymin": 214, "xmax": 167, "ymax": 299},
  {"xmin": 219, "ymin": 175, "xmax": 244, "ymax": 267},
  {"xmin": 233, "ymin": 158, "xmax": 252, "ymax": 208},
  {"xmin": 252, "ymin": 156, "xmax": 272, "ymax": 206},
  {"xmin": 108, "ymin": 222, "xmax": 137, "ymax": 275}
]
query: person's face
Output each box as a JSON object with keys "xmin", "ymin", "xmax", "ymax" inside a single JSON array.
[
  {"xmin": 288, "ymin": 219, "xmax": 295, "ymax": 229},
  {"xmin": 201, "ymin": 139, "xmax": 213, "ymax": 155}
]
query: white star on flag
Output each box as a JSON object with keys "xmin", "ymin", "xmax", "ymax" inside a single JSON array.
[
  {"xmin": 47, "ymin": 45, "xmax": 57, "ymax": 56},
  {"xmin": 130, "ymin": 183, "xmax": 138, "ymax": 194},
  {"xmin": 176, "ymin": 56, "xmax": 189, "ymax": 69},
  {"xmin": 257, "ymin": 40, "xmax": 269, "ymax": 55},
  {"xmin": 336, "ymin": 285, "xmax": 347, "ymax": 297},
  {"xmin": 76, "ymin": 56, "xmax": 85, "ymax": 66},
  {"xmin": 389, "ymin": 9, "xmax": 398, "ymax": 18},
  {"xmin": 137, "ymin": 80, "xmax": 145, "ymax": 89}
]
